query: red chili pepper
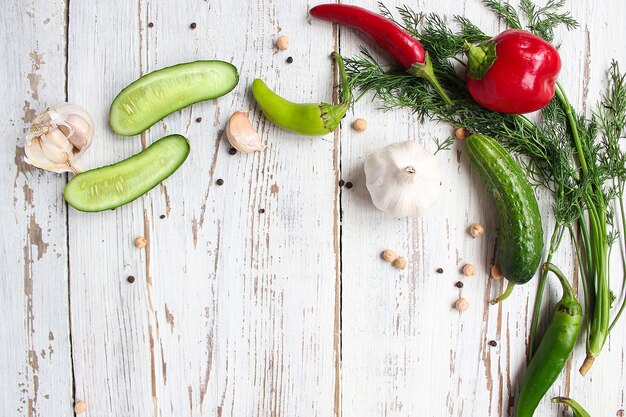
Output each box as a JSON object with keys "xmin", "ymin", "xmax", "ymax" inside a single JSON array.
[
  {"xmin": 309, "ymin": 4, "xmax": 453, "ymax": 105},
  {"xmin": 465, "ymin": 29, "xmax": 561, "ymax": 114}
]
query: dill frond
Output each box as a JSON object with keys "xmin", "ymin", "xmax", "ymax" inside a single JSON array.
[{"xmin": 482, "ymin": 0, "xmax": 523, "ymax": 29}]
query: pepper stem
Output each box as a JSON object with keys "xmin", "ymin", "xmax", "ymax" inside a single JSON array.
[
  {"xmin": 490, "ymin": 281, "xmax": 515, "ymax": 305},
  {"xmin": 332, "ymin": 52, "xmax": 351, "ymax": 106},
  {"xmin": 543, "ymin": 262, "xmax": 576, "ymax": 300},
  {"xmin": 408, "ymin": 53, "xmax": 454, "ymax": 105},
  {"xmin": 464, "ymin": 40, "xmax": 498, "ymax": 80},
  {"xmin": 320, "ymin": 52, "xmax": 352, "ymax": 132},
  {"xmin": 552, "ymin": 397, "xmax": 592, "ymax": 417}
]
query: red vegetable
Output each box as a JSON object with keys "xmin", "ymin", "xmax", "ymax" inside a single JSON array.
[
  {"xmin": 310, "ymin": 4, "xmax": 453, "ymax": 105},
  {"xmin": 465, "ymin": 29, "xmax": 561, "ymax": 114}
]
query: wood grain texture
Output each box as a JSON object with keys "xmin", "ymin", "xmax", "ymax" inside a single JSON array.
[
  {"xmin": 66, "ymin": 0, "xmax": 338, "ymax": 416},
  {"xmin": 2, "ymin": 0, "xmax": 626, "ymax": 416},
  {"xmin": 0, "ymin": 0, "xmax": 73, "ymax": 416}
]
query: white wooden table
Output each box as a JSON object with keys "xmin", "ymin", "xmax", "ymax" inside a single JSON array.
[{"xmin": 2, "ymin": 0, "xmax": 625, "ymax": 416}]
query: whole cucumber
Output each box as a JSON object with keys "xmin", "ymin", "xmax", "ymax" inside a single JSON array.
[{"xmin": 465, "ymin": 134, "xmax": 543, "ymax": 285}]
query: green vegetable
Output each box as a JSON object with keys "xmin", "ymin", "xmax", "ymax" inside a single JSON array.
[
  {"xmin": 64, "ymin": 134, "xmax": 189, "ymax": 212},
  {"xmin": 565, "ymin": 65, "xmax": 626, "ymax": 375},
  {"xmin": 110, "ymin": 61, "xmax": 239, "ymax": 136},
  {"xmin": 552, "ymin": 397, "xmax": 591, "ymax": 417},
  {"xmin": 345, "ymin": 1, "xmax": 626, "ymax": 373},
  {"xmin": 465, "ymin": 134, "xmax": 543, "ymax": 302},
  {"xmin": 252, "ymin": 52, "xmax": 350, "ymax": 136},
  {"xmin": 516, "ymin": 263, "xmax": 582, "ymax": 417}
]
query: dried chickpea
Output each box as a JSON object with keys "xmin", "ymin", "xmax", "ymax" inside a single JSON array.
[
  {"xmin": 392, "ymin": 256, "xmax": 407, "ymax": 270},
  {"xmin": 469, "ymin": 223, "xmax": 484, "ymax": 238},
  {"xmin": 134, "ymin": 236, "xmax": 147, "ymax": 249},
  {"xmin": 381, "ymin": 249, "xmax": 398, "ymax": 263},
  {"xmin": 455, "ymin": 298, "xmax": 470, "ymax": 311},
  {"xmin": 353, "ymin": 118, "xmax": 367, "ymax": 132},
  {"xmin": 490, "ymin": 264, "xmax": 505, "ymax": 280},
  {"xmin": 454, "ymin": 127, "xmax": 468, "ymax": 140},
  {"xmin": 275, "ymin": 35, "xmax": 289, "ymax": 50},
  {"xmin": 462, "ymin": 263, "xmax": 476, "ymax": 276},
  {"xmin": 74, "ymin": 400, "xmax": 87, "ymax": 414}
]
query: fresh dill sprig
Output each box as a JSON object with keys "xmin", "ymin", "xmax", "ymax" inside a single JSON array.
[
  {"xmin": 482, "ymin": 0, "xmax": 523, "ymax": 29},
  {"xmin": 483, "ymin": 0, "xmax": 577, "ymax": 41},
  {"xmin": 434, "ymin": 137, "xmax": 455, "ymax": 154},
  {"xmin": 377, "ymin": 2, "xmax": 396, "ymax": 22},
  {"xmin": 520, "ymin": 0, "xmax": 579, "ymax": 42},
  {"xmin": 596, "ymin": 61, "xmax": 626, "ymax": 184}
]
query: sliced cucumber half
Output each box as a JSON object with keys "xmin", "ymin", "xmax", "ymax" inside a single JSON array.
[
  {"xmin": 64, "ymin": 134, "xmax": 190, "ymax": 212},
  {"xmin": 110, "ymin": 60, "xmax": 239, "ymax": 136}
]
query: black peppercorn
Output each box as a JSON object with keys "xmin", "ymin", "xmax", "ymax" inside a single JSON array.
[
  {"xmin": 148, "ymin": 22, "xmax": 154, "ymax": 28},
  {"xmin": 488, "ymin": 340, "xmax": 498, "ymax": 347},
  {"xmin": 216, "ymin": 178, "xmax": 224, "ymax": 186},
  {"xmin": 455, "ymin": 281, "xmax": 464, "ymax": 288},
  {"xmin": 345, "ymin": 182, "xmax": 353, "ymax": 189},
  {"xmin": 436, "ymin": 268, "xmax": 444, "ymax": 274},
  {"xmin": 338, "ymin": 180, "xmax": 345, "ymax": 187},
  {"xmin": 190, "ymin": 22, "xmax": 197, "ymax": 29},
  {"xmin": 195, "ymin": 117, "xmax": 202, "ymax": 123},
  {"xmin": 127, "ymin": 276, "xmax": 135, "ymax": 283},
  {"xmin": 229, "ymin": 147, "xmax": 237, "ymax": 155},
  {"xmin": 159, "ymin": 215, "xmax": 165, "ymax": 219},
  {"xmin": 259, "ymin": 208, "xmax": 265, "ymax": 214},
  {"xmin": 286, "ymin": 56, "xmax": 294, "ymax": 64}
]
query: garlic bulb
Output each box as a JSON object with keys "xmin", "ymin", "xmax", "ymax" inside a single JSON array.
[
  {"xmin": 226, "ymin": 111, "xmax": 265, "ymax": 153},
  {"xmin": 24, "ymin": 103, "xmax": 94, "ymax": 173},
  {"xmin": 364, "ymin": 140, "xmax": 442, "ymax": 217}
]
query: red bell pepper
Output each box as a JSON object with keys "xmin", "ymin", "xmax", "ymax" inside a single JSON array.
[
  {"xmin": 309, "ymin": 4, "xmax": 454, "ymax": 105},
  {"xmin": 465, "ymin": 29, "xmax": 561, "ymax": 114}
]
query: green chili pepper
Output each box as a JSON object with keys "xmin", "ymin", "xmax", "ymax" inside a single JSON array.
[
  {"xmin": 516, "ymin": 262, "xmax": 582, "ymax": 417},
  {"xmin": 252, "ymin": 52, "xmax": 350, "ymax": 136},
  {"xmin": 552, "ymin": 397, "xmax": 591, "ymax": 417}
]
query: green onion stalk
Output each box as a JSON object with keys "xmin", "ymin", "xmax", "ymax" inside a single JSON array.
[{"xmin": 553, "ymin": 84, "xmax": 609, "ymax": 375}]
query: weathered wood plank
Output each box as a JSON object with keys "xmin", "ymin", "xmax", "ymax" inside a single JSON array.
[
  {"xmin": 338, "ymin": 0, "xmax": 625, "ymax": 416},
  {"xmin": 0, "ymin": 0, "xmax": 73, "ymax": 416},
  {"xmin": 4, "ymin": 1, "xmax": 626, "ymax": 417},
  {"xmin": 67, "ymin": 0, "xmax": 338, "ymax": 416},
  {"xmin": 66, "ymin": 1, "xmax": 155, "ymax": 416}
]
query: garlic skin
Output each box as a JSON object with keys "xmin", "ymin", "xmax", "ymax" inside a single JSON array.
[
  {"xmin": 226, "ymin": 111, "xmax": 265, "ymax": 153},
  {"xmin": 24, "ymin": 103, "xmax": 94, "ymax": 173},
  {"xmin": 364, "ymin": 140, "xmax": 441, "ymax": 217}
]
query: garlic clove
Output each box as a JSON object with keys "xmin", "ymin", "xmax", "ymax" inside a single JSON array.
[
  {"xmin": 24, "ymin": 137, "xmax": 47, "ymax": 165},
  {"xmin": 61, "ymin": 113, "xmax": 94, "ymax": 150},
  {"xmin": 24, "ymin": 137, "xmax": 74, "ymax": 173},
  {"xmin": 40, "ymin": 131, "xmax": 72, "ymax": 164},
  {"xmin": 226, "ymin": 111, "xmax": 265, "ymax": 153},
  {"xmin": 43, "ymin": 128, "xmax": 73, "ymax": 151},
  {"xmin": 49, "ymin": 103, "xmax": 93, "ymax": 127}
]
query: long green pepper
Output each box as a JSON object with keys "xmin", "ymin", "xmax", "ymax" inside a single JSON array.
[
  {"xmin": 516, "ymin": 263, "xmax": 582, "ymax": 417},
  {"xmin": 252, "ymin": 52, "xmax": 350, "ymax": 136}
]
